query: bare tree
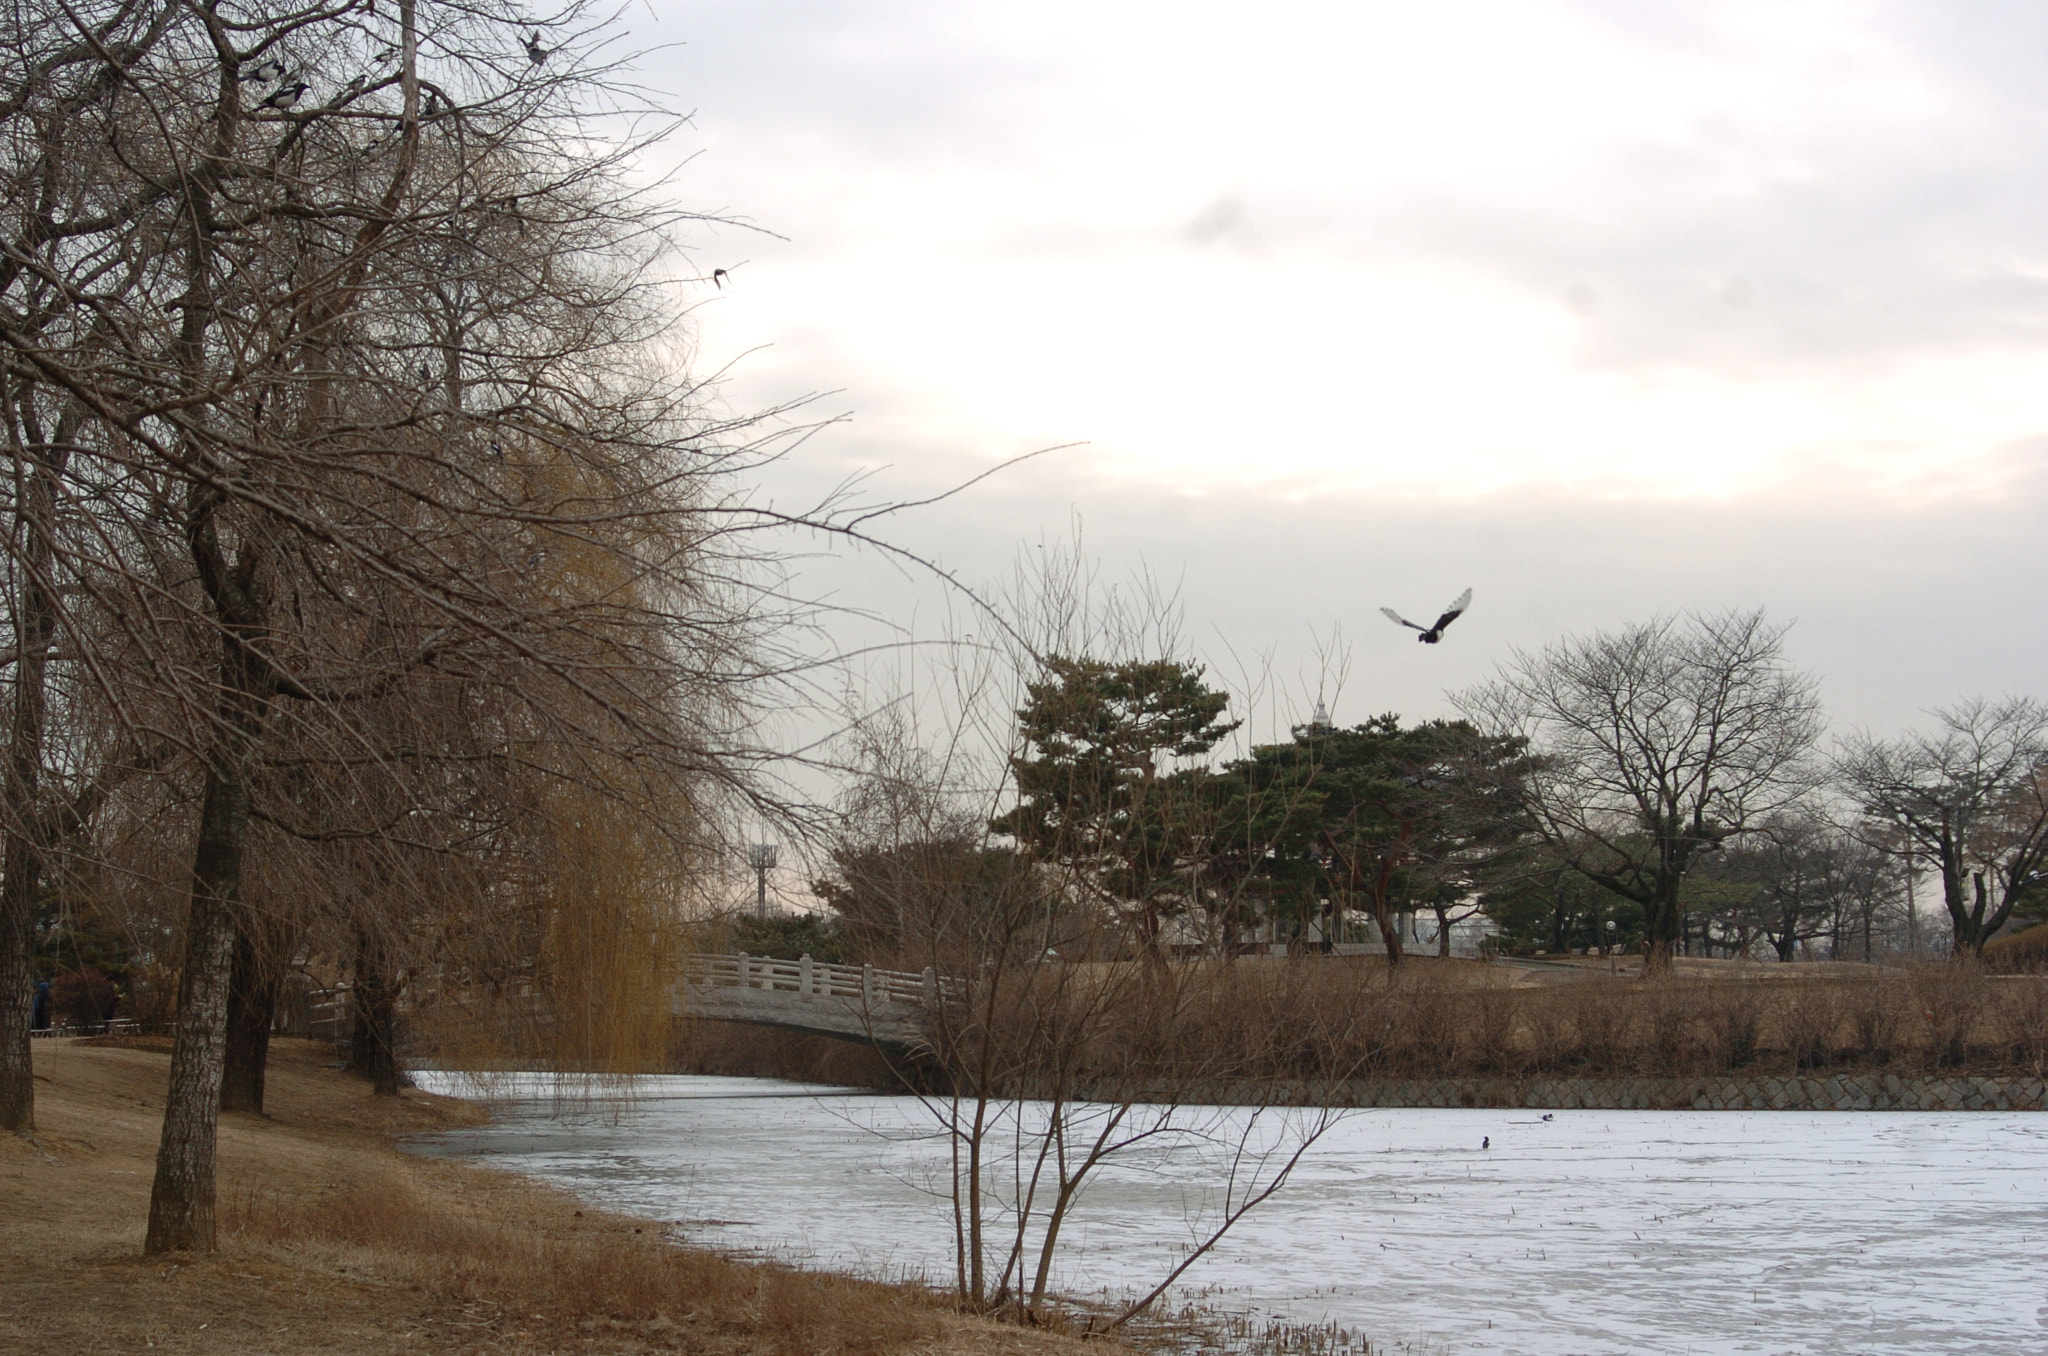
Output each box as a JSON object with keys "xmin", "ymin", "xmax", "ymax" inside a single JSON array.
[
  {"xmin": 0, "ymin": 0, "xmax": 822, "ymax": 1259},
  {"xmin": 1835, "ymin": 697, "xmax": 2048, "ymax": 957},
  {"xmin": 1458, "ymin": 609, "xmax": 1824, "ymax": 971}
]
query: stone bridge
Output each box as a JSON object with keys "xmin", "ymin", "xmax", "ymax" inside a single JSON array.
[{"xmin": 671, "ymin": 953, "xmax": 960, "ymax": 1052}]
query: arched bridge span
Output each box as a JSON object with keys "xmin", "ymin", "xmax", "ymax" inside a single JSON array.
[{"xmin": 671, "ymin": 953, "xmax": 960, "ymax": 1052}]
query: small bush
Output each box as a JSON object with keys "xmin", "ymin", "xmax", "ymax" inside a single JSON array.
[
  {"xmin": 1460, "ymin": 986, "xmax": 1521, "ymax": 1073},
  {"xmin": 1572, "ymin": 985, "xmax": 1635, "ymax": 1073},
  {"xmin": 1982, "ymin": 922, "xmax": 2048, "ymax": 974},
  {"xmin": 1777, "ymin": 984, "xmax": 1844, "ymax": 1070},
  {"xmin": 51, "ymin": 968, "xmax": 118, "ymax": 1029},
  {"xmin": 1524, "ymin": 990, "xmax": 1585, "ymax": 1071},
  {"xmin": 1849, "ymin": 979, "xmax": 1906, "ymax": 1064},
  {"xmin": 1641, "ymin": 985, "xmax": 1692, "ymax": 1074},
  {"xmin": 1915, "ymin": 969, "xmax": 1986, "ymax": 1070},
  {"xmin": 2000, "ymin": 979, "xmax": 2048, "ymax": 1069},
  {"xmin": 1705, "ymin": 989, "xmax": 1763, "ymax": 1069}
]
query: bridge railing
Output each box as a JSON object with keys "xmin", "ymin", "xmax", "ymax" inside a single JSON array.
[{"xmin": 681, "ymin": 952, "xmax": 962, "ymax": 1009}]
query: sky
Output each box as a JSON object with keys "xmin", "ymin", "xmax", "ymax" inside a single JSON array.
[{"xmin": 615, "ymin": 0, "xmax": 2048, "ymax": 746}]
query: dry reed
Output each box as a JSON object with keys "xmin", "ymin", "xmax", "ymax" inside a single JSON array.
[{"xmin": 957, "ymin": 958, "xmax": 2048, "ymax": 1088}]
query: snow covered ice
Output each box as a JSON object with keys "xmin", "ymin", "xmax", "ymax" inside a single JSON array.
[{"xmin": 410, "ymin": 1073, "xmax": 2048, "ymax": 1355}]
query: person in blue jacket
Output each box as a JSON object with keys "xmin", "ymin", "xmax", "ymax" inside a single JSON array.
[{"xmin": 31, "ymin": 979, "xmax": 50, "ymax": 1031}]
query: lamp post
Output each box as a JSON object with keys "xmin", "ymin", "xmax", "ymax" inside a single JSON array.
[{"xmin": 748, "ymin": 842, "xmax": 778, "ymax": 920}]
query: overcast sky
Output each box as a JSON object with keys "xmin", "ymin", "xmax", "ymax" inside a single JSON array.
[{"xmin": 622, "ymin": 0, "xmax": 2047, "ymax": 743}]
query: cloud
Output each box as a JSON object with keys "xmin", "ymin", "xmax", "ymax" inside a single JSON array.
[{"xmin": 632, "ymin": 0, "xmax": 2047, "ymax": 731}]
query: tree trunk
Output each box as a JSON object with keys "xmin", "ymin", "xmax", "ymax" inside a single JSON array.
[
  {"xmin": 220, "ymin": 924, "xmax": 278, "ymax": 1113},
  {"xmin": 1642, "ymin": 878, "xmax": 1684, "ymax": 974},
  {"xmin": 1435, "ymin": 905, "xmax": 1452, "ymax": 959},
  {"xmin": 144, "ymin": 764, "xmax": 249, "ymax": 1254},
  {"xmin": 0, "ymin": 417, "xmax": 68, "ymax": 1135},
  {"xmin": 350, "ymin": 930, "xmax": 400, "ymax": 1096},
  {"xmin": 1368, "ymin": 899, "xmax": 1405, "ymax": 968},
  {"xmin": 146, "ymin": 478, "xmax": 273, "ymax": 1252},
  {"xmin": 0, "ymin": 833, "xmax": 38, "ymax": 1135}
]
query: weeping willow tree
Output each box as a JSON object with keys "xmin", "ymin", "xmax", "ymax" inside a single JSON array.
[{"xmin": 0, "ymin": 0, "xmax": 813, "ymax": 1255}]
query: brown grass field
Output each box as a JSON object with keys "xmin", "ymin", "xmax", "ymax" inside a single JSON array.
[{"xmin": 0, "ymin": 1038, "xmax": 1102, "ymax": 1356}]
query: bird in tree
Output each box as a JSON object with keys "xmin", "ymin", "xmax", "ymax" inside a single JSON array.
[
  {"xmin": 524, "ymin": 31, "xmax": 550, "ymax": 64},
  {"xmin": 1381, "ymin": 587, "xmax": 1472, "ymax": 644},
  {"xmin": 240, "ymin": 58, "xmax": 287, "ymax": 85},
  {"xmin": 261, "ymin": 81, "xmax": 309, "ymax": 110}
]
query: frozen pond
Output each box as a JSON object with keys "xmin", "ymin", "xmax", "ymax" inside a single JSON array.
[{"xmin": 409, "ymin": 1073, "xmax": 2048, "ymax": 1355}]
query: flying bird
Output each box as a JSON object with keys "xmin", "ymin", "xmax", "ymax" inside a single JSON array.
[
  {"xmin": 711, "ymin": 267, "xmax": 728, "ymax": 288},
  {"xmin": 524, "ymin": 31, "xmax": 549, "ymax": 65},
  {"xmin": 1380, "ymin": 587, "xmax": 1471, "ymax": 645},
  {"xmin": 261, "ymin": 81, "xmax": 309, "ymax": 110}
]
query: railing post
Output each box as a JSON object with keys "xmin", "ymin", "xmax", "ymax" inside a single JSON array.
[
  {"xmin": 800, "ymin": 953, "xmax": 814, "ymax": 1000},
  {"xmin": 738, "ymin": 951, "xmax": 750, "ymax": 989},
  {"xmin": 862, "ymin": 964, "xmax": 874, "ymax": 1009},
  {"xmin": 922, "ymin": 966, "xmax": 938, "ymax": 1006}
]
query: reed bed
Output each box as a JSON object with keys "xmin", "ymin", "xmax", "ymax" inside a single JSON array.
[{"xmin": 989, "ymin": 959, "xmax": 2048, "ymax": 1086}]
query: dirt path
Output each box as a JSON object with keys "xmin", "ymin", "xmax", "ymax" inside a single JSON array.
[{"xmin": 0, "ymin": 1038, "xmax": 1094, "ymax": 1356}]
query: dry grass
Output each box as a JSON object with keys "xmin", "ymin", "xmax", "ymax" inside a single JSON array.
[
  {"xmin": 979, "ymin": 958, "xmax": 2048, "ymax": 1086},
  {"xmin": 0, "ymin": 1037, "xmax": 1105, "ymax": 1356},
  {"xmin": 663, "ymin": 957, "xmax": 2048, "ymax": 1097},
  {"xmin": 223, "ymin": 1167, "xmax": 940, "ymax": 1356}
]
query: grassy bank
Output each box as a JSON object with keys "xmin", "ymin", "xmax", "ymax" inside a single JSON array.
[{"xmin": 0, "ymin": 1038, "xmax": 1096, "ymax": 1355}]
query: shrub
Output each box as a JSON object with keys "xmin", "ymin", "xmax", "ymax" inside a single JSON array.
[
  {"xmin": 1983, "ymin": 922, "xmax": 2048, "ymax": 974},
  {"xmin": 51, "ymin": 968, "xmax": 118, "ymax": 1029},
  {"xmin": 1914, "ymin": 969, "xmax": 1986, "ymax": 1070},
  {"xmin": 1997, "ymin": 979, "xmax": 2048, "ymax": 1071},
  {"xmin": 1776, "ymin": 983, "xmax": 1844, "ymax": 1070},
  {"xmin": 1705, "ymin": 988, "xmax": 1763, "ymax": 1069},
  {"xmin": 1849, "ymin": 978, "xmax": 1905, "ymax": 1064}
]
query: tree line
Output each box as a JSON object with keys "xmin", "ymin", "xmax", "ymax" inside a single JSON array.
[{"xmin": 819, "ymin": 610, "xmax": 2048, "ymax": 975}]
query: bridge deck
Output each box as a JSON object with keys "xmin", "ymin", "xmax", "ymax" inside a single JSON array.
[{"xmin": 672, "ymin": 953, "xmax": 958, "ymax": 1049}]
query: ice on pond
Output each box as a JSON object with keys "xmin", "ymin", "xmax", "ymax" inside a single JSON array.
[{"xmin": 409, "ymin": 1072, "xmax": 2048, "ymax": 1355}]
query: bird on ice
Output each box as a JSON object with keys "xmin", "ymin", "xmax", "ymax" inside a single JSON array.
[{"xmin": 1380, "ymin": 587, "xmax": 1471, "ymax": 644}]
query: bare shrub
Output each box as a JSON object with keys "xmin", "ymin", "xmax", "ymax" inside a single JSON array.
[
  {"xmin": 1642, "ymin": 984, "xmax": 1695, "ymax": 1075},
  {"xmin": 1776, "ymin": 983, "xmax": 1845, "ymax": 1070},
  {"xmin": 1849, "ymin": 978, "xmax": 1906, "ymax": 1064},
  {"xmin": 1705, "ymin": 987, "xmax": 1763, "ymax": 1069},
  {"xmin": 1570, "ymin": 985, "xmax": 1636, "ymax": 1073},
  {"xmin": 1998, "ymin": 979, "xmax": 2048, "ymax": 1071},
  {"xmin": 1914, "ymin": 969, "xmax": 1987, "ymax": 1070},
  {"xmin": 1461, "ymin": 985, "xmax": 1523, "ymax": 1074},
  {"xmin": 1391, "ymin": 972, "xmax": 1462, "ymax": 1076},
  {"xmin": 1982, "ymin": 922, "xmax": 2048, "ymax": 974},
  {"xmin": 1524, "ymin": 990, "xmax": 1584, "ymax": 1071}
]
